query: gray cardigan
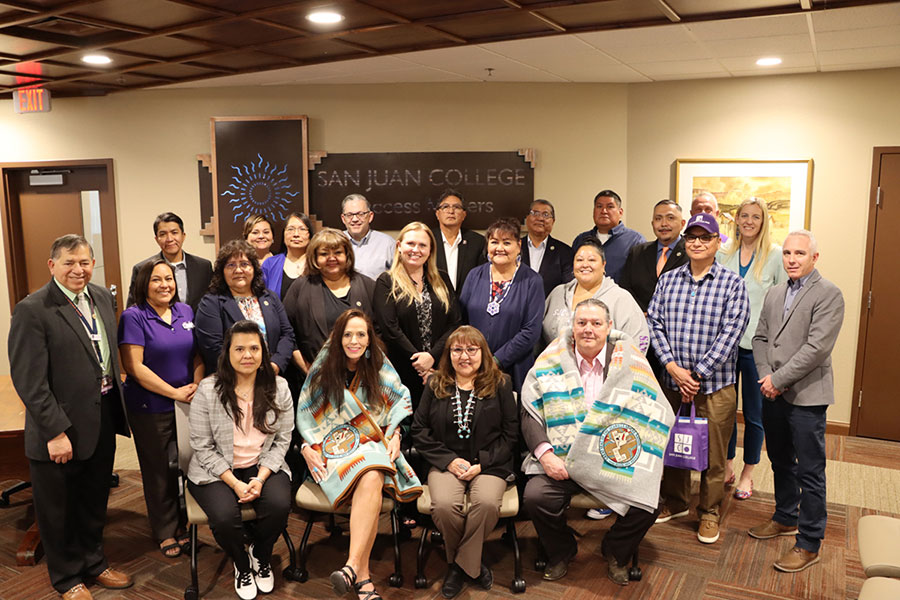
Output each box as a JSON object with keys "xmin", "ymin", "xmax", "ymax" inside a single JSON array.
[{"xmin": 187, "ymin": 375, "xmax": 294, "ymax": 485}]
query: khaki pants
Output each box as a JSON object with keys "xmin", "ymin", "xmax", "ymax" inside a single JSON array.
[
  {"xmin": 427, "ymin": 468, "xmax": 507, "ymax": 578},
  {"xmin": 660, "ymin": 386, "xmax": 736, "ymax": 523}
]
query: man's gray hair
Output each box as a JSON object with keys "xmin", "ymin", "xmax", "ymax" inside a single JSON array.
[
  {"xmin": 341, "ymin": 193, "xmax": 370, "ymax": 212},
  {"xmin": 573, "ymin": 298, "xmax": 611, "ymax": 323},
  {"xmin": 530, "ymin": 198, "xmax": 555, "ymax": 219},
  {"xmin": 50, "ymin": 234, "xmax": 93, "ymax": 260},
  {"xmin": 786, "ymin": 229, "xmax": 818, "ymax": 254},
  {"xmin": 693, "ymin": 191, "xmax": 718, "ymax": 209}
]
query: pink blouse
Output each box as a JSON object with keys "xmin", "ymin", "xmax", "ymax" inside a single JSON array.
[{"xmin": 233, "ymin": 397, "xmax": 267, "ymax": 469}]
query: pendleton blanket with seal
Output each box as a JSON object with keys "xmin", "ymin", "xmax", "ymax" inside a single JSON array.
[
  {"xmin": 296, "ymin": 347, "xmax": 422, "ymax": 509},
  {"xmin": 521, "ymin": 328, "xmax": 675, "ymax": 515}
]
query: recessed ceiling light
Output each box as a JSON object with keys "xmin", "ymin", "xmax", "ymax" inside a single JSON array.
[
  {"xmin": 82, "ymin": 54, "xmax": 112, "ymax": 65},
  {"xmin": 307, "ymin": 11, "xmax": 343, "ymax": 24},
  {"xmin": 756, "ymin": 57, "xmax": 782, "ymax": 67}
]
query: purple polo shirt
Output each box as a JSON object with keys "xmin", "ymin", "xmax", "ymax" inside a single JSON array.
[{"xmin": 118, "ymin": 302, "xmax": 197, "ymax": 414}]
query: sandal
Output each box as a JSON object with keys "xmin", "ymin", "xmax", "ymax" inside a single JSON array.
[
  {"xmin": 401, "ymin": 516, "xmax": 418, "ymax": 529},
  {"xmin": 354, "ymin": 578, "xmax": 382, "ymax": 600},
  {"xmin": 159, "ymin": 541, "xmax": 182, "ymax": 558},
  {"xmin": 330, "ymin": 565, "xmax": 357, "ymax": 597},
  {"xmin": 734, "ymin": 481, "xmax": 753, "ymax": 500},
  {"xmin": 725, "ymin": 473, "xmax": 736, "ymax": 486},
  {"xmin": 177, "ymin": 534, "xmax": 191, "ymax": 554}
]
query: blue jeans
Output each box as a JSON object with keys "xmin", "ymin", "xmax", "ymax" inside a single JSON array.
[
  {"xmin": 762, "ymin": 397, "xmax": 827, "ymax": 553},
  {"xmin": 727, "ymin": 347, "xmax": 764, "ymax": 465}
]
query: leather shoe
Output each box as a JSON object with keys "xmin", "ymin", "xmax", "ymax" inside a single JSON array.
[
  {"xmin": 441, "ymin": 563, "xmax": 465, "ymax": 599},
  {"xmin": 472, "ymin": 562, "xmax": 493, "ymax": 590},
  {"xmin": 542, "ymin": 557, "xmax": 570, "ymax": 581},
  {"xmin": 605, "ymin": 553, "xmax": 629, "ymax": 586},
  {"xmin": 61, "ymin": 584, "xmax": 92, "ymax": 600},
  {"xmin": 93, "ymin": 567, "xmax": 133, "ymax": 589},
  {"xmin": 774, "ymin": 547, "xmax": 820, "ymax": 573},
  {"xmin": 748, "ymin": 519, "xmax": 799, "ymax": 540}
]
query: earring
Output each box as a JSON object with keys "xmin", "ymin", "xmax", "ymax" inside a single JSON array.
[{"xmin": 364, "ymin": 348, "xmax": 371, "ymax": 359}]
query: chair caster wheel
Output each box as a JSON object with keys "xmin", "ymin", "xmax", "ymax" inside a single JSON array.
[
  {"xmin": 297, "ymin": 570, "xmax": 309, "ymax": 583},
  {"xmin": 389, "ymin": 573, "xmax": 403, "ymax": 587},
  {"xmin": 430, "ymin": 531, "xmax": 443, "ymax": 545},
  {"xmin": 629, "ymin": 566, "xmax": 642, "ymax": 581},
  {"xmin": 184, "ymin": 587, "xmax": 198, "ymax": 600},
  {"xmin": 414, "ymin": 575, "xmax": 427, "ymax": 588},
  {"xmin": 534, "ymin": 558, "xmax": 547, "ymax": 571},
  {"xmin": 511, "ymin": 578, "xmax": 526, "ymax": 593},
  {"xmin": 282, "ymin": 567, "xmax": 300, "ymax": 581}
]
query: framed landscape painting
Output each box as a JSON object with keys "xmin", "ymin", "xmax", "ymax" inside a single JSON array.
[{"xmin": 674, "ymin": 159, "xmax": 813, "ymax": 244}]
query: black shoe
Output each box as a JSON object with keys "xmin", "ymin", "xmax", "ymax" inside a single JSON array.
[
  {"xmin": 441, "ymin": 563, "xmax": 465, "ymax": 599},
  {"xmin": 605, "ymin": 553, "xmax": 629, "ymax": 586},
  {"xmin": 472, "ymin": 562, "xmax": 493, "ymax": 590},
  {"xmin": 542, "ymin": 549, "xmax": 575, "ymax": 582}
]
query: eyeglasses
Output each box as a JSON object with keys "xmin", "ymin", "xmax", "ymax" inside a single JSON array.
[
  {"xmin": 450, "ymin": 346, "xmax": 480, "ymax": 357},
  {"xmin": 224, "ymin": 261, "xmax": 253, "ymax": 271},
  {"xmin": 528, "ymin": 210, "xmax": 553, "ymax": 220},
  {"xmin": 342, "ymin": 210, "xmax": 371, "ymax": 220},
  {"xmin": 285, "ymin": 226, "xmax": 309, "ymax": 234},
  {"xmin": 683, "ymin": 233, "xmax": 718, "ymax": 244},
  {"xmin": 438, "ymin": 204, "xmax": 465, "ymax": 213}
]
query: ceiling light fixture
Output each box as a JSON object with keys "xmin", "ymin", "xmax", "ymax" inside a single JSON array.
[
  {"xmin": 82, "ymin": 54, "xmax": 112, "ymax": 65},
  {"xmin": 756, "ymin": 57, "xmax": 782, "ymax": 67},
  {"xmin": 307, "ymin": 11, "xmax": 343, "ymax": 24}
]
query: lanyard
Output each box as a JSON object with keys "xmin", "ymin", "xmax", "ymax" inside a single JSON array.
[{"xmin": 65, "ymin": 293, "xmax": 103, "ymax": 365}]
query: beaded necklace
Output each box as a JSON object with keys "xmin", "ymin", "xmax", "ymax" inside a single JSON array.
[
  {"xmin": 452, "ymin": 384, "xmax": 479, "ymax": 439},
  {"xmin": 486, "ymin": 263, "xmax": 519, "ymax": 316}
]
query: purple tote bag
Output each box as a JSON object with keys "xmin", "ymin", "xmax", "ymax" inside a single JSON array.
[{"xmin": 664, "ymin": 402, "xmax": 708, "ymax": 471}]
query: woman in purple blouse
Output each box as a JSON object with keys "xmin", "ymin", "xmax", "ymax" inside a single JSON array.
[{"xmin": 119, "ymin": 258, "xmax": 204, "ymax": 558}]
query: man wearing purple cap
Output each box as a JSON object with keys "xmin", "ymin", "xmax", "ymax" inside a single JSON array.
[{"xmin": 647, "ymin": 213, "xmax": 750, "ymax": 545}]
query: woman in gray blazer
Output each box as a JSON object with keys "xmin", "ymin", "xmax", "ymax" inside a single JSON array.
[{"xmin": 187, "ymin": 320, "xmax": 294, "ymax": 600}]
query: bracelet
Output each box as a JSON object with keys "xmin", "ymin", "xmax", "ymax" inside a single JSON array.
[
  {"xmin": 249, "ymin": 476, "xmax": 264, "ymax": 485},
  {"xmin": 300, "ymin": 442, "xmax": 310, "ymax": 451}
]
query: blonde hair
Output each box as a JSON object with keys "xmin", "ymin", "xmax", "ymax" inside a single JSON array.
[
  {"xmin": 387, "ymin": 222, "xmax": 450, "ymax": 311},
  {"xmin": 725, "ymin": 197, "xmax": 774, "ymax": 280}
]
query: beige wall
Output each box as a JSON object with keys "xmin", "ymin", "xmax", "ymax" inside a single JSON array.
[{"xmin": 2, "ymin": 68, "xmax": 898, "ymax": 424}]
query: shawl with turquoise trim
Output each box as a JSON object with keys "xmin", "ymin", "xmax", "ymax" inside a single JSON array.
[
  {"xmin": 522, "ymin": 328, "xmax": 675, "ymax": 515},
  {"xmin": 296, "ymin": 346, "xmax": 422, "ymax": 509}
]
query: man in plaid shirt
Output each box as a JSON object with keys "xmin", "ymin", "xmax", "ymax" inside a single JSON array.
[{"xmin": 647, "ymin": 212, "xmax": 749, "ymax": 545}]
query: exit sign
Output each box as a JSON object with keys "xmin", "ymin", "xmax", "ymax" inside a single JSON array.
[{"xmin": 13, "ymin": 88, "xmax": 51, "ymax": 113}]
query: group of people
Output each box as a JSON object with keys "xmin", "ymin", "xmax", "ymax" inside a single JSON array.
[{"xmin": 9, "ymin": 186, "xmax": 843, "ymax": 600}]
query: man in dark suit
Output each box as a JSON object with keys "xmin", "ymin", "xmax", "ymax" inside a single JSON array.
[
  {"xmin": 431, "ymin": 189, "xmax": 486, "ymax": 294},
  {"xmin": 521, "ymin": 199, "xmax": 573, "ymax": 297},
  {"xmin": 9, "ymin": 235, "xmax": 132, "ymax": 600},
  {"xmin": 126, "ymin": 212, "xmax": 212, "ymax": 311},
  {"xmin": 749, "ymin": 230, "xmax": 844, "ymax": 573}
]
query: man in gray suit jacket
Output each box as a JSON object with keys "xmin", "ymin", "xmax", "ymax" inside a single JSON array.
[
  {"xmin": 9, "ymin": 235, "xmax": 133, "ymax": 600},
  {"xmin": 749, "ymin": 230, "xmax": 844, "ymax": 574}
]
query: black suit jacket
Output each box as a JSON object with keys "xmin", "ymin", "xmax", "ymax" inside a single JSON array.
[
  {"xmin": 126, "ymin": 251, "xmax": 213, "ymax": 312},
  {"xmin": 9, "ymin": 280, "xmax": 129, "ymax": 461},
  {"xmin": 619, "ymin": 238, "xmax": 688, "ymax": 313},
  {"xmin": 520, "ymin": 235, "xmax": 574, "ymax": 297},
  {"xmin": 431, "ymin": 227, "xmax": 486, "ymax": 293}
]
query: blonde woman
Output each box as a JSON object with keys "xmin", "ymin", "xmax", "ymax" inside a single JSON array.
[{"xmin": 717, "ymin": 197, "xmax": 788, "ymax": 500}]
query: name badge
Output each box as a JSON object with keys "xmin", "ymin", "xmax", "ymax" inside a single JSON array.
[
  {"xmin": 100, "ymin": 374, "xmax": 114, "ymax": 394},
  {"xmin": 182, "ymin": 321, "xmax": 195, "ymax": 330},
  {"xmin": 90, "ymin": 333, "xmax": 102, "ymax": 342}
]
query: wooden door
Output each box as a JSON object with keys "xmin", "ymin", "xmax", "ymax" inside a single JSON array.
[{"xmin": 852, "ymin": 149, "xmax": 900, "ymax": 441}]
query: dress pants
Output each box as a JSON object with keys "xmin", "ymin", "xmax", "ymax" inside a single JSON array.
[
  {"xmin": 660, "ymin": 385, "xmax": 735, "ymax": 523},
  {"xmin": 188, "ymin": 467, "xmax": 291, "ymax": 571},
  {"xmin": 427, "ymin": 468, "xmax": 507, "ymax": 578},
  {"xmin": 523, "ymin": 474, "xmax": 659, "ymax": 567},
  {"xmin": 29, "ymin": 391, "xmax": 118, "ymax": 593},
  {"xmin": 762, "ymin": 396, "xmax": 827, "ymax": 553}
]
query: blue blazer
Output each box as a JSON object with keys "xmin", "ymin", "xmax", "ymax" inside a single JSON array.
[
  {"xmin": 261, "ymin": 253, "xmax": 288, "ymax": 298},
  {"xmin": 195, "ymin": 288, "xmax": 296, "ymax": 375},
  {"xmin": 459, "ymin": 263, "xmax": 545, "ymax": 393}
]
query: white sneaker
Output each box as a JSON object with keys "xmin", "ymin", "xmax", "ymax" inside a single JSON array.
[
  {"xmin": 248, "ymin": 544, "xmax": 274, "ymax": 594},
  {"xmin": 234, "ymin": 561, "xmax": 258, "ymax": 600},
  {"xmin": 586, "ymin": 508, "xmax": 613, "ymax": 520}
]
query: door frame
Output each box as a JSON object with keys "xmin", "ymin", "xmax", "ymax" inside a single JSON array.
[
  {"xmin": 849, "ymin": 146, "xmax": 900, "ymax": 436},
  {"xmin": 0, "ymin": 158, "xmax": 120, "ymax": 313}
]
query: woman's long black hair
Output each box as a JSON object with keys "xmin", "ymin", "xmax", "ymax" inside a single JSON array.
[{"xmin": 215, "ymin": 320, "xmax": 280, "ymax": 433}]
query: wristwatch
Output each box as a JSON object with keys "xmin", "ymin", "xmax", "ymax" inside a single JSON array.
[{"xmin": 690, "ymin": 371, "xmax": 704, "ymax": 382}]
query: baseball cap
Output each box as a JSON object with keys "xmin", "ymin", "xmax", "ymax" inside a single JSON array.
[{"xmin": 684, "ymin": 212, "xmax": 720, "ymax": 235}]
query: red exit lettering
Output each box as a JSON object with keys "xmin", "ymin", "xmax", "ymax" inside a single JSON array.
[{"xmin": 13, "ymin": 88, "xmax": 51, "ymax": 113}]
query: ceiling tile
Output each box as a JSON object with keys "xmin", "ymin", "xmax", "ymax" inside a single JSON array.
[
  {"xmin": 481, "ymin": 36, "xmax": 620, "ymax": 68},
  {"xmin": 110, "ymin": 36, "xmax": 214, "ymax": 58},
  {"xmin": 718, "ymin": 51, "xmax": 816, "ymax": 71},
  {"xmin": 812, "ymin": 3, "xmax": 900, "ymax": 31},
  {"xmin": 728, "ymin": 65, "xmax": 815, "ymax": 77},
  {"xmin": 540, "ymin": 0, "xmax": 667, "ymax": 28},
  {"xmin": 629, "ymin": 58, "xmax": 728, "ymax": 77},
  {"xmin": 601, "ymin": 41, "xmax": 713, "ymax": 63},
  {"xmin": 686, "ymin": 13, "xmax": 808, "ymax": 40},
  {"xmin": 818, "ymin": 45, "xmax": 900, "ymax": 66},
  {"xmin": 666, "ymin": 0, "xmax": 795, "ymax": 17},
  {"xmin": 0, "ymin": 32, "xmax": 59, "ymax": 57},
  {"xmin": 815, "ymin": 25, "xmax": 900, "ymax": 51},
  {"xmin": 705, "ymin": 33, "xmax": 813, "ymax": 58},
  {"xmin": 72, "ymin": 0, "xmax": 220, "ymax": 31},
  {"xmin": 400, "ymin": 45, "xmax": 568, "ymax": 81},
  {"xmin": 577, "ymin": 24, "xmax": 694, "ymax": 48}
]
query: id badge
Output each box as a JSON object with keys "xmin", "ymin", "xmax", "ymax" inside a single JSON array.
[
  {"xmin": 89, "ymin": 333, "xmax": 102, "ymax": 342},
  {"xmin": 100, "ymin": 374, "xmax": 114, "ymax": 394}
]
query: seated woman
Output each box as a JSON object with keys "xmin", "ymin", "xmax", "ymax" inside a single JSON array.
[
  {"xmin": 543, "ymin": 238, "xmax": 649, "ymax": 352},
  {"xmin": 458, "ymin": 218, "xmax": 544, "ymax": 394},
  {"xmin": 243, "ymin": 214, "xmax": 275, "ymax": 265},
  {"xmin": 411, "ymin": 326, "xmax": 518, "ymax": 599},
  {"xmin": 195, "ymin": 239, "xmax": 296, "ymax": 376},
  {"xmin": 187, "ymin": 320, "xmax": 294, "ymax": 600},
  {"xmin": 296, "ymin": 309, "xmax": 421, "ymax": 600},
  {"xmin": 119, "ymin": 258, "xmax": 204, "ymax": 558},
  {"xmin": 262, "ymin": 211, "xmax": 313, "ymax": 300}
]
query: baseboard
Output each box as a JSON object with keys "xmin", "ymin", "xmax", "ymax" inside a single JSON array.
[{"xmin": 736, "ymin": 410, "xmax": 850, "ymax": 436}]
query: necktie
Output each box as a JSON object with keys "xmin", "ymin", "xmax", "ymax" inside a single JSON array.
[
  {"xmin": 656, "ymin": 247, "xmax": 669, "ymax": 277},
  {"xmin": 76, "ymin": 293, "xmax": 91, "ymax": 318}
]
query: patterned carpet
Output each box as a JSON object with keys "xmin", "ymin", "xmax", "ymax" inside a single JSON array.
[{"xmin": 1, "ymin": 431, "xmax": 897, "ymax": 600}]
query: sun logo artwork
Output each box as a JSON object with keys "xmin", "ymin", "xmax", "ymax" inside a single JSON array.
[
  {"xmin": 322, "ymin": 424, "xmax": 360, "ymax": 459},
  {"xmin": 598, "ymin": 423, "xmax": 642, "ymax": 468}
]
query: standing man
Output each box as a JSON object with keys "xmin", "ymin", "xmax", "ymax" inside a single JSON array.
[
  {"xmin": 647, "ymin": 213, "xmax": 749, "ymax": 545},
  {"xmin": 572, "ymin": 190, "xmax": 645, "ymax": 284},
  {"xmin": 340, "ymin": 193, "xmax": 395, "ymax": 280},
  {"xmin": 520, "ymin": 199, "xmax": 573, "ymax": 297},
  {"xmin": 431, "ymin": 189, "xmax": 486, "ymax": 294},
  {"xmin": 126, "ymin": 212, "xmax": 212, "ymax": 311},
  {"xmin": 691, "ymin": 191, "xmax": 728, "ymax": 242},
  {"xmin": 9, "ymin": 235, "xmax": 133, "ymax": 600},
  {"xmin": 748, "ymin": 230, "xmax": 844, "ymax": 573}
]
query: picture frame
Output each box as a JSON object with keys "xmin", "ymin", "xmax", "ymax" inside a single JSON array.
[{"xmin": 674, "ymin": 159, "xmax": 813, "ymax": 245}]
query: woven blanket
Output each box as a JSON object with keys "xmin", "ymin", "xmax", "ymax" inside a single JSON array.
[{"xmin": 522, "ymin": 328, "xmax": 675, "ymax": 515}]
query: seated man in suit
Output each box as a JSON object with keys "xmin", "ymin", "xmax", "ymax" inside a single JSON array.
[
  {"xmin": 126, "ymin": 212, "xmax": 212, "ymax": 312},
  {"xmin": 749, "ymin": 230, "xmax": 844, "ymax": 573},
  {"xmin": 520, "ymin": 199, "xmax": 573, "ymax": 297},
  {"xmin": 431, "ymin": 189, "xmax": 486, "ymax": 293}
]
